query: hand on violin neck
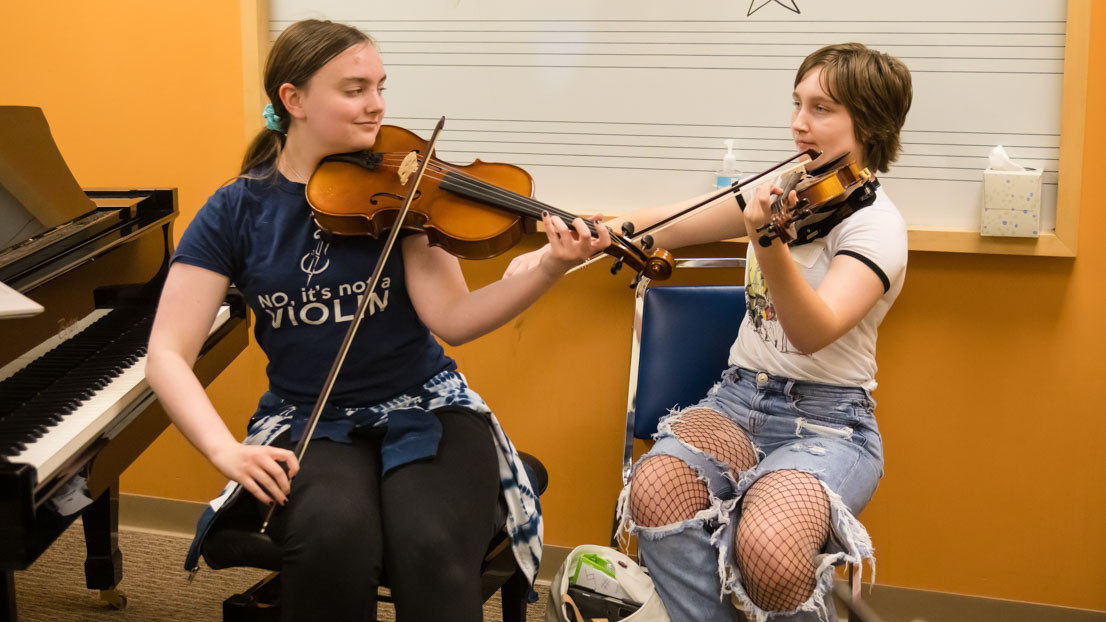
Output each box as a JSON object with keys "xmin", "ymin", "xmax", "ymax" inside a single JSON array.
[
  {"xmin": 744, "ymin": 182, "xmax": 797, "ymax": 244},
  {"xmin": 538, "ymin": 211, "xmax": 610, "ymax": 279}
]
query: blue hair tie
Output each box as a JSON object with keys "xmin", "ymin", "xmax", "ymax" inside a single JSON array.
[{"xmin": 262, "ymin": 104, "xmax": 282, "ymax": 131}]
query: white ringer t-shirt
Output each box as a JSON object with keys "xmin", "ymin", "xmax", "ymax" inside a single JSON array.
[{"xmin": 728, "ymin": 187, "xmax": 908, "ymax": 391}]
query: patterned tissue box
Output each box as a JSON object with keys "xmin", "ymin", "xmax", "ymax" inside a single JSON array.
[{"xmin": 981, "ymin": 168, "xmax": 1042, "ymax": 238}]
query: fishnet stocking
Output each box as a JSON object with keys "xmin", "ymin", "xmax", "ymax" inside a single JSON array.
[
  {"xmin": 629, "ymin": 408, "xmax": 757, "ymax": 527},
  {"xmin": 668, "ymin": 408, "xmax": 758, "ymax": 474},
  {"xmin": 629, "ymin": 456, "xmax": 709, "ymax": 527},
  {"xmin": 735, "ymin": 470, "xmax": 831, "ymax": 612}
]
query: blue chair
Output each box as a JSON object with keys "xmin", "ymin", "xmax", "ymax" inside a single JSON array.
[
  {"xmin": 617, "ymin": 257, "xmax": 747, "ymax": 507},
  {"xmin": 615, "ymin": 257, "xmax": 871, "ymax": 619}
]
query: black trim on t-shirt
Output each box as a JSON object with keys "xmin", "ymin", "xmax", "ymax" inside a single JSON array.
[{"xmin": 836, "ymin": 250, "xmax": 890, "ymax": 293}]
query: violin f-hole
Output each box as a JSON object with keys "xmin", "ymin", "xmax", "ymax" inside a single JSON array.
[{"xmin": 370, "ymin": 190, "xmax": 421, "ymax": 206}]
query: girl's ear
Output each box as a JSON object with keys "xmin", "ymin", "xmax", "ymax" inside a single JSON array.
[{"xmin": 278, "ymin": 82, "xmax": 305, "ymax": 121}]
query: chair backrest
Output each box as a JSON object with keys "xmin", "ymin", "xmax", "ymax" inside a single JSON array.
[
  {"xmin": 620, "ymin": 258, "xmax": 746, "ymax": 484},
  {"xmin": 633, "ymin": 285, "xmax": 745, "ymax": 438}
]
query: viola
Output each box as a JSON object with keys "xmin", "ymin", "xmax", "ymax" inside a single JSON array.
[
  {"xmin": 755, "ymin": 153, "xmax": 877, "ymax": 247},
  {"xmin": 305, "ymin": 124, "xmax": 674, "ymax": 281}
]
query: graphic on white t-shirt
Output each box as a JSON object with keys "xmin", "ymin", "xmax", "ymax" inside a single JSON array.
[{"xmin": 745, "ymin": 250, "xmax": 798, "ymax": 354}]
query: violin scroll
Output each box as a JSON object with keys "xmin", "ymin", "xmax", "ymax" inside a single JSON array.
[
  {"xmin": 602, "ymin": 233, "xmax": 674, "ymax": 281},
  {"xmin": 642, "ymin": 249, "xmax": 675, "ymax": 280}
]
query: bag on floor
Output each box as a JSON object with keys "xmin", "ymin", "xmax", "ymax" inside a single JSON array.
[{"xmin": 544, "ymin": 544, "xmax": 669, "ymax": 622}]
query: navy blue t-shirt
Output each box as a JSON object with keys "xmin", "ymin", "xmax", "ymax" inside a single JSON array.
[{"xmin": 172, "ymin": 172, "xmax": 455, "ymax": 406}]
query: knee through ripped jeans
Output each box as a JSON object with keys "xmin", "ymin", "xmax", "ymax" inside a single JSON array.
[{"xmin": 617, "ymin": 366, "xmax": 884, "ymax": 622}]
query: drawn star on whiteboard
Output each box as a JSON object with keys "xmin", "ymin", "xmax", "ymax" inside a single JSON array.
[{"xmin": 748, "ymin": 0, "xmax": 801, "ymax": 16}]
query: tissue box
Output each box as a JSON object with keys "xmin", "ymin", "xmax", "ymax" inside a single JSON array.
[{"xmin": 981, "ymin": 168, "xmax": 1042, "ymax": 238}]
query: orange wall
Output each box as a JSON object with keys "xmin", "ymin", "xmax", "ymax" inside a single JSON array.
[{"xmin": 3, "ymin": 2, "xmax": 1103, "ymax": 611}]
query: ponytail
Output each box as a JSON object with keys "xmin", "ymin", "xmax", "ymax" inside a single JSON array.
[{"xmin": 240, "ymin": 127, "xmax": 284, "ymax": 177}]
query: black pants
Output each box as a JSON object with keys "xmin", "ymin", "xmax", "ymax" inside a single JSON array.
[{"xmin": 261, "ymin": 408, "xmax": 501, "ymax": 622}]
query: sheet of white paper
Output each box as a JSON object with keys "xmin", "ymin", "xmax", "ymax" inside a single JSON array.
[{"xmin": 0, "ymin": 280, "xmax": 44, "ymax": 319}]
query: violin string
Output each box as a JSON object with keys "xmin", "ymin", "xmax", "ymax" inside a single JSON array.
[
  {"xmin": 359, "ymin": 155, "xmax": 726, "ymax": 257},
  {"xmin": 434, "ymin": 171, "xmax": 651, "ymax": 253},
  {"xmin": 346, "ymin": 154, "xmax": 637, "ymax": 253},
  {"xmin": 449, "ymin": 173, "xmax": 601, "ymax": 234},
  {"xmin": 373, "ymin": 155, "xmax": 576, "ymax": 224},
  {"xmin": 445, "ymin": 171, "xmax": 655, "ymax": 261},
  {"xmin": 372, "ymin": 160, "xmax": 549, "ymax": 221},
  {"xmin": 368, "ymin": 157, "xmax": 614, "ymax": 241},
  {"xmin": 374, "ymin": 156, "xmax": 565, "ymax": 223}
]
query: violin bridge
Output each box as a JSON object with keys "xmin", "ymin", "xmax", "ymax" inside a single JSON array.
[{"xmin": 398, "ymin": 151, "xmax": 419, "ymax": 185}]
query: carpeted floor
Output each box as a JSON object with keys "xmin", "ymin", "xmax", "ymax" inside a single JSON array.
[{"xmin": 11, "ymin": 521, "xmax": 551, "ymax": 621}]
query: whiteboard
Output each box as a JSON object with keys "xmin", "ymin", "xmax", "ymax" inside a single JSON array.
[{"xmin": 270, "ymin": 0, "xmax": 1066, "ymax": 234}]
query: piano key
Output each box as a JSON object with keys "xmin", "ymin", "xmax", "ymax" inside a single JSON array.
[
  {"xmin": 1, "ymin": 304, "xmax": 232, "ymax": 488},
  {"xmin": 0, "ymin": 308, "xmax": 112, "ymax": 386},
  {"xmin": 0, "ymin": 309, "xmax": 151, "ymax": 415}
]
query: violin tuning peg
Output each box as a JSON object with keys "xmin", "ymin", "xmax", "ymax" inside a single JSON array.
[
  {"xmin": 610, "ymin": 257, "xmax": 625, "ymax": 275},
  {"xmin": 629, "ymin": 272, "xmax": 644, "ymax": 289},
  {"xmin": 640, "ymin": 235, "xmax": 654, "ymax": 250},
  {"xmin": 621, "ymin": 221, "xmax": 635, "ymax": 237},
  {"xmin": 758, "ymin": 235, "xmax": 774, "ymax": 248}
]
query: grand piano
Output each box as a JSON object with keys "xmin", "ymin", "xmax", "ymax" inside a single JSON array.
[{"xmin": 0, "ymin": 106, "xmax": 249, "ymax": 620}]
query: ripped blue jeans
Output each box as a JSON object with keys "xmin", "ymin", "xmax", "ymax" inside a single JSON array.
[{"xmin": 618, "ymin": 367, "xmax": 884, "ymax": 622}]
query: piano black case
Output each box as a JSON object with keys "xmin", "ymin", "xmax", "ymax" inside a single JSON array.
[{"xmin": 0, "ymin": 106, "xmax": 249, "ymax": 620}]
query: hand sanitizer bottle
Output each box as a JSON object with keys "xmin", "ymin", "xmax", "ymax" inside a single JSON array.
[{"xmin": 715, "ymin": 139, "xmax": 741, "ymax": 190}]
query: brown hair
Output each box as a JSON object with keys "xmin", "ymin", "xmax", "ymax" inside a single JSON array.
[
  {"xmin": 796, "ymin": 43, "xmax": 912, "ymax": 174},
  {"xmin": 240, "ymin": 20, "xmax": 373, "ymax": 176}
]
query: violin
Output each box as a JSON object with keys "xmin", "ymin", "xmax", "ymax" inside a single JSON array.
[
  {"xmin": 755, "ymin": 153, "xmax": 878, "ymax": 247},
  {"xmin": 305, "ymin": 124, "xmax": 674, "ymax": 281}
]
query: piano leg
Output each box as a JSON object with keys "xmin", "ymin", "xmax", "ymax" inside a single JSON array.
[
  {"xmin": 1, "ymin": 570, "xmax": 15, "ymax": 622},
  {"xmin": 81, "ymin": 484, "xmax": 127, "ymax": 609}
]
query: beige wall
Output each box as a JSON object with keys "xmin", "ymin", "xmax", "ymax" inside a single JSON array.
[{"xmin": 3, "ymin": 1, "xmax": 1103, "ymax": 611}]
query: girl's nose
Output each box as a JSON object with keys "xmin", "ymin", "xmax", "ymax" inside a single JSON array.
[
  {"xmin": 367, "ymin": 91, "xmax": 385, "ymax": 113},
  {"xmin": 791, "ymin": 110, "xmax": 808, "ymax": 132}
]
